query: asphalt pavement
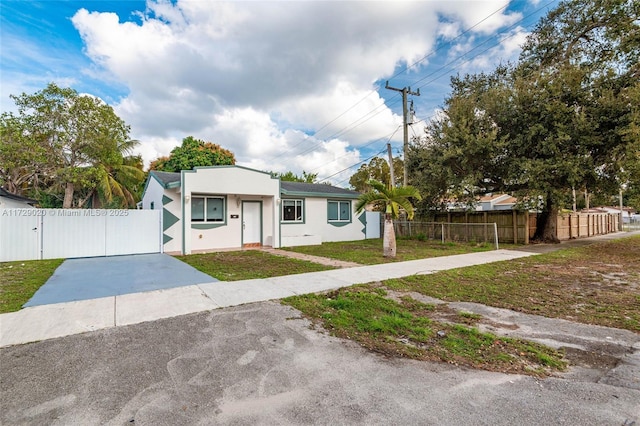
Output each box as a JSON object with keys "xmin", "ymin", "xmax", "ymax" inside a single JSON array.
[{"xmin": 1, "ymin": 302, "xmax": 638, "ymax": 425}]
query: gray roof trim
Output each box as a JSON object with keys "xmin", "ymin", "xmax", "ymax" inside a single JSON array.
[{"xmin": 280, "ymin": 182, "xmax": 360, "ymax": 199}]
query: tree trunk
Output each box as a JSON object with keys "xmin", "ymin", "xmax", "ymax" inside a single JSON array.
[
  {"xmin": 63, "ymin": 182, "xmax": 74, "ymax": 209},
  {"xmin": 383, "ymin": 213, "xmax": 397, "ymax": 257},
  {"xmin": 533, "ymin": 194, "xmax": 560, "ymax": 243}
]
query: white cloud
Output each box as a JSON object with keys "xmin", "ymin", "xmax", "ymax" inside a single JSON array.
[
  {"xmin": 457, "ymin": 26, "xmax": 530, "ymax": 71},
  {"xmin": 66, "ymin": 0, "xmax": 531, "ymax": 184}
]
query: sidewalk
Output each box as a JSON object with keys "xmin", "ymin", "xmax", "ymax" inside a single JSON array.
[{"xmin": 0, "ymin": 249, "xmax": 538, "ymax": 348}]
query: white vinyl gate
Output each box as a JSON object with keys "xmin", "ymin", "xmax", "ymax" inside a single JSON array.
[{"xmin": 0, "ymin": 209, "xmax": 162, "ymax": 262}]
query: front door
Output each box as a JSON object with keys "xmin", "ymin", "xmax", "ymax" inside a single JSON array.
[{"xmin": 242, "ymin": 201, "xmax": 262, "ymax": 247}]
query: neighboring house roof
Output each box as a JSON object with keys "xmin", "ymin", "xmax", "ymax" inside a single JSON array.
[
  {"xmin": 589, "ymin": 206, "xmax": 637, "ymax": 215},
  {"xmin": 0, "ymin": 188, "xmax": 37, "ymax": 205},
  {"xmin": 494, "ymin": 196, "xmax": 517, "ymax": 206},
  {"xmin": 280, "ymin": 181, "xmax": 360, "ymax": 199}
]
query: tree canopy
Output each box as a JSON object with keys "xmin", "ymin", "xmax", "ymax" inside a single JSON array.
[
  {"xmin": 1, "ymin": 83, "xmax": 144, "ymax": 208},
  {"xmin": 349, "ymin": 156, "xmax": 404, "ymax": 192},
  {"xmin": 408, "ymin": 0, "xmax": 639, "ymax": 242},
  {"xmin": 149, "ymin": 136, "xmax": 235, "ymax": 172},
  {"xmin": 271, "ymin": 170, "xmax": 318, "ymax": 183}
]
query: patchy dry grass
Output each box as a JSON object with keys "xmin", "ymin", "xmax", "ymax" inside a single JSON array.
[
  {"xmin": 283, "ymin": 235, "xmax": 639, "ymax": 375},
  {"xmin": 0, "ymin": 259, "xmax": 63, "ymax": 314},
  {"xmin": 284, "ymin": 285, "xmax": 566, "ymax": 377}
]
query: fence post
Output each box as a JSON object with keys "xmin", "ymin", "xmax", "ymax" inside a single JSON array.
[
  {"xmin": 441, "ymin": 223, "xmax": 445, "ymax": 244},
  {"xmin": 483, "ymin": 212, "xmax": 488, "ymax": 243},
  {"xmin": 524, "ymin": 211, "xmax": 530, "ymax": 245},
  {"xmin": 569, "ymin": 214, "xmax": 573, "ymax": 239},
  {"xmin": 512, "ymin": 210, "xmax": 518, "ymax": 244},
  {"xmin": 465, "ymin": 212, "xmax": 469, "ymax": 242}
]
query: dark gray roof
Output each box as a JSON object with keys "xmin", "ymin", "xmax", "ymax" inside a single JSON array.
[
  {"xmin": 281, "ymin": 181, "xmax": 360, "ymax": 198},
  {"xmin": 151, "ymin": 171, "xmax": 181, "ymax": 188},
  {"xmin": 147, "ymin": 170, "xmax": 360, "ymax": 198},
  {"xmin": 0, "ymin": 187, "xmax": 37, "ymax": 204}
]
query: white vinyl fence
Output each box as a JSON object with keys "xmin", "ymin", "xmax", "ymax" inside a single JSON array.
[{"xmin": 0, "ymin": 209, "xmax": 162, "ymax": 262}]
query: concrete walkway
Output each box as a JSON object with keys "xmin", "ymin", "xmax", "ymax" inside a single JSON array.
[{"xmin": 0, "ymin": 249, "xmax": 538, "ymax": 348}]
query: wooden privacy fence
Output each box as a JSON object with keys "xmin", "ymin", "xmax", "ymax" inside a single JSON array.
[{"xmin": 395, "ymin": 211, "xmax": 620, "ymax": 245}]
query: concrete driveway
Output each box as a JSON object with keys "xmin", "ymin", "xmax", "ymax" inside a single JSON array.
[
  {"xmin": 23, "ymin": 253, "xmax": 216, "ymax": 307},
  {"xmin": 1, "ymin": 301, "xmax": 638, "ymax": 425}
]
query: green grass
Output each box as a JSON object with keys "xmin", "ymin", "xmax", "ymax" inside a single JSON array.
[
  {"xmin": 0, "ymin": 259, "xmax": 64, "ymax": 313},
  {"xmin": 284, "ymin": 287, "xmax": 566, "ymax": 376},
  {"xmin": 282, "ymin": 238, "xmax": 497, "ymax": 265},
  {"xmin": 176, "ymin": 250, "xmax": 336, "ymax": 281}
]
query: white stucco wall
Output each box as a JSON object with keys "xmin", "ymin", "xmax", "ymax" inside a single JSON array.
[
  {"xmin": 141, "ymin": 177, "xmax": 182, "ymax": 254},
  {"xmin": 182, "ymin": 167, "xmax": 280, "ymax": 253},
  {"xmin": 141, "ymin": 177, "xmax": 164, "ymax": 210},
  {"xmin": 281, "ymin": 197, "xmax": 364, "ymax": 247}
]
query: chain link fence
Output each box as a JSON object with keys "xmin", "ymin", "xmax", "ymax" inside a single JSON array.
[{"xmin": 391, "ymin": 221, "xmax": 499, "ymax": 249}]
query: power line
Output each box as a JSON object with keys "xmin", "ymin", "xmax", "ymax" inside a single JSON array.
[
  {"xmin": 269, "ymin": 1, "xmax": 560, "ymax": 183},
  {"xmin": 264, "ymin": 2, "xmax": 523, "ymax": 164},
  {"xmin": 317, "ymin": 126, "xmax": 402, "ymax": 185}
]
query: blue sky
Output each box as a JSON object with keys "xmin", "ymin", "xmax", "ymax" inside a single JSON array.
[{"xmin": 1, "ymin": 0, "xmax": 559, "ymax": 185}]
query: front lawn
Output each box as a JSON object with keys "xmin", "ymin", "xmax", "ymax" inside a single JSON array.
[
  {"xmin": 282, "ymin": 238, "xmax": 498, "ymax": 264},
  {"xmin": 0, "ymin": 259, "xmax": 63, "ymax": 314},
  {"xmin": 176, "ymin": 250, "xmax": 336, "ymax": 281},
  {"xmin": 383, "ymin": 235, "xmax": 640, "ymax": 332}
]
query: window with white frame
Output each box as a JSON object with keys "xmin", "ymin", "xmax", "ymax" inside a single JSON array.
[
  {"xmin": 327, "ymin": 200, "xmax": 351, "ymax": 222},
  {"xmin": 282, "ymin": 199, "xmax": 304, "ymax": 222},
  {"xmin": 191, "ymin": 196, "xmax": 225, "ymax": 222}
]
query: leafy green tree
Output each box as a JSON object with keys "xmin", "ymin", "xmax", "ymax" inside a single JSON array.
[
  {"xmin": 2, "ymin": 83, "xmax": 141, "ymax": 208},
  {"xmin": 410, "ymin": 0, "xmax": 639, "ymax": 242},
  {"xmin": 0, "ymin": 112, "xmax": 50, "ymax": 195},
  {"xmin": 272, "ymin": 170, "xmax": 318, "ymax": 183},
  {"xmin": 355, "ymin": 180, "xmax": 421, "ymax": 257},
  {"xmin": 349, "ymin": 156, "xmax": 404, "ymax": 192},
  {"xmin": 150, "ymin": 136, "xmax": 235, "ymax": 172}
]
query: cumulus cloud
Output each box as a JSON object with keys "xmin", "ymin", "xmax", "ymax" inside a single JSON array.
[{"xmin": 69, "ymin": 0, "xmax": 529, "ymax": 183}]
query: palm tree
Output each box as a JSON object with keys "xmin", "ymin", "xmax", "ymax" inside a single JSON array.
[
  {"xmin": 355, "ymin": 179, "xmax": 422, "ymax": 257},
  {"xmin": 83, "ymin": 139, "xmax": 146, "ymax": 208}
]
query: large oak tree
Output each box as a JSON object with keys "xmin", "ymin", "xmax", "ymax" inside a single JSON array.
[{"xmin": 409, "ymin": 0, "xmax": 639, "ymax": 242}]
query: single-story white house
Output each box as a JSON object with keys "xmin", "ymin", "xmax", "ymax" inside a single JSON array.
[
  {"xmin": 140, "ymin": 166, "xmax": 367, "ymax": 255},
  {"xmin": 0, "ymin": 188, "xmax": 37, "ymax": 209}
]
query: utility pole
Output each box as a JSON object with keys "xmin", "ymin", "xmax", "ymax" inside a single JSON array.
[
  {"xmin": 385, "ymin": 81, "xmax": 420, "ymax": 186},
  {"xmin": 386, "ymin": 143, "xmax": 396, "ymax": 188}
]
